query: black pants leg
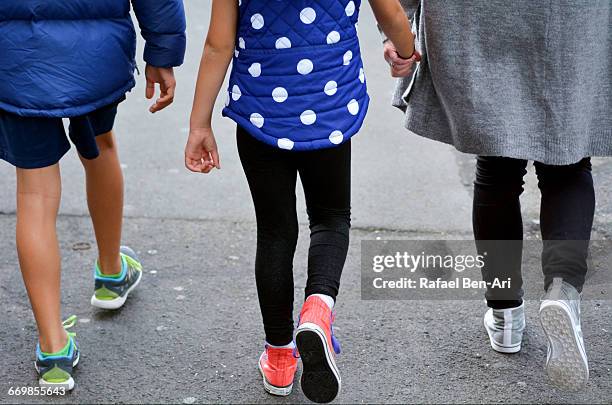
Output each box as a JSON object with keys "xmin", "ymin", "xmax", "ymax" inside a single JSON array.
[
  {"xmin": 535, "ymin": 158, "xmax": 595, "ymax": 291},
  {"xmin": 298, "ymin": 141, "xmax": 351, "ymax": 300},
  {"xmin": 473, "ymin": 156, "xmax": 527, "ymax": 309},
  {"xmin": 238, "ymin": 129, "xmax": 299, "ymax": 346},
  {"xmin": 473, "ymin": 156, "xmax": 595, "ymax": 309},
  {"xmin": 237, "ymin": 127, "xmax": 351, "ymax": 345}
]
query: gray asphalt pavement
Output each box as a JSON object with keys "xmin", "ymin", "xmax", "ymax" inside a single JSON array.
[{"xmin": 0, "ymin": 1, "xmax": 611, "ymax": 403}]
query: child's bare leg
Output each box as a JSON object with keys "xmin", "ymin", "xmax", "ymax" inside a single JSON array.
[
  {"xmin": 79, "ymin": 131, "xmax": 124, "ymax": 275},
  {"xmin": 16, "ymin": 164, "xmax": 66, "ymax": 353}
]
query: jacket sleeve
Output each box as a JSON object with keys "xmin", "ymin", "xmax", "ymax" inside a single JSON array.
[
  {"xmin": 379, "ymin": 0, "xmax": 420, "ymax": 43},
  {"xmin": 131, "ymin": 0, "xmax": 187, "ymax": 68}
]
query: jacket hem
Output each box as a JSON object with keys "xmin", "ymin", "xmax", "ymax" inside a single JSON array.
[
  {"xmin": 403, "ymin": 112, "xmax": 612, "ymax": 166},
  {"xmin": 0, "ymin": 79, "xmax": 135, "ymax": 118},
  {"xmin": 222, "ymin": 94, "xmax": 370, "ymax": 151}
]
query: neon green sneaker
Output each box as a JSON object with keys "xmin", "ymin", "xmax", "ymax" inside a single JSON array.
[
  {"xmin": 35, "ymin": 316, "xmax": 80, "ymax": 390},
  {"xmin": 91, "ymin": 246, "xmax": 143, "ymax": 310}
]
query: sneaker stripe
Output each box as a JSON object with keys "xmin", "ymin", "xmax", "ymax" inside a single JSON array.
[{"xmin": 503, "ymin": 309, "xmax": 513, "ymax": 346}]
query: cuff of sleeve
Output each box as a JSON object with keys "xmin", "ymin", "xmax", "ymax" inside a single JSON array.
[{"xmin": 143, "ymin": 32, "xmax": 186, "ymax": 68}]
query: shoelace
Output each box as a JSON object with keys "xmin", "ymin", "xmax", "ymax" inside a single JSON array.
[
  {"xmin": 121, "ymin": 253, "xmax": 142, "ymax": 271},
  {"xmin": 62, "ymin": 315, "xmax": 78, "ymax": 340}
]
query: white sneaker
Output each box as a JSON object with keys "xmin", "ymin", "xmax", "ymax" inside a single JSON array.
[
  {"xmin": 484, "ymin": 303, "xmax": 525, "ymax": 354},
  {"xmin": 539, "ymin": 278, "xmax": 589, "ymax": 391}
]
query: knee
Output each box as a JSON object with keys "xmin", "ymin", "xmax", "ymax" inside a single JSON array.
[
  {"xmin": 257, "ymin": 219, "xmax": 299, "ymax": 248},
  {"xmin": 16, "ymin": 167, "xmax": 62, "ymax": 202},
  {"xmin": 307, "ymin": 206, "xmax": 351, "ymax": 236},
  {"xmin": 95, "ymin": 132, "xmax": 117, "ymax": 152},
  {"xmin": 474, "ymin": 156, "xmax": 527, "ymax": 195}
]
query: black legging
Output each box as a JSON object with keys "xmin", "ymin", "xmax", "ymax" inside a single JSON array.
[
  {"xmin": 473, "ymin": 156, "xmax": 595, "ymax": 309},
  {"xmin": 237, "ymin": 127, "xmax": 351, "ymax": 346}
]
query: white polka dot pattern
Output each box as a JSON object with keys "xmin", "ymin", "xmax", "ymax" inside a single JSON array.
[
  {"xmin": 329, "ymin": 130, "xmax": 344, "ymax": 144},
  {"xmin": 347, "ymin": 99, "xmax": 359, "ymax": 115},
  {"xmin": 324, "ymin": 81, "xmax": 338, "ymax": 96},
  {"xmin": 343, "ymin": 50, "xmax": 353, "ymax": 65},
  {"xmin": 275, "ymin": 37, "xmax": 292, "ymax": 49},
  {"xmin": 278, "ymin": 138, "xmax": 294, "ymax": 150},
  {"xmin": 231, "ymin": 85, "xmax": 241, "ymax": 101},
  {"xmin": 297, "ymin": 59, "xmax": 314, "ymax": 75},
  {"xmin": 300, "ymin": 8, "xmax": 317, "ymax": 24},
  {"xmin": 250, "ymin": 113, "xmax": 264, "ymax": 128},
  {"xmin": 251, "ymin": 13, "xmax": 264, "ymax": 30},
  {"xmin": 248, "ymin": 63, "xmax": 261, "ymax": 77},
  {"xmin": 225, "ymin": 1, "xmax": 368, "ymax": 151},
  {"xmin": 327, "ymin": 31, "xmax": 340, "ymax": 44},
  {"xmin": 300, "ymin": 110, "xmax": 317, "ymax": 125},
  {"xmin": 345, "ymin": 1, "xmax": 356, "ymax": 17},
  {"xmin": 272, "ymin": 87, "xmax": 288, "ymax": 103}
]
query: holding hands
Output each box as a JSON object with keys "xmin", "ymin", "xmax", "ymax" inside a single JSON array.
[
  {"xmin": 369, "ymin": 0, "xmax": 418, "ymax": 78},
  {"xmin": 383, "ymin": 40, "xmax": 421, "ymax": 78}
]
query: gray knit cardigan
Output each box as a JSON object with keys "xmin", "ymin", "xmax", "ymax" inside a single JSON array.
[{"xmin": 388, "ymin": 0, "xmax": 611, "ymax": 165}]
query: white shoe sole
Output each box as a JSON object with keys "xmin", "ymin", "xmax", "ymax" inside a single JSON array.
[
  {"xmin": 90, "ymin": 271, "xmax": 142, "ymax": 310},
  {"xmin": 488, "ymin": 338, "xmax": 522, "ymax": 354},
  {"xmin": 540, "ymin": 300, "xmax": 589, "ymax": 391},
  {"xmin": 36, "ymin": 352, "xmax": 80, "ymax": 391},
  {"xmin": 483, "ymin": 311, "xmax": 522, "ymax": 354},
  {"xmin": 38, "ymin": 377, "xmax": 75, "ymax": 391},
  {"xmin": 257, "ymin": 360, "xmax": 293, "ymax": 396},
  {"xmin": 296, "ymin": 322, "xmax": 341, "ymax": 403}
]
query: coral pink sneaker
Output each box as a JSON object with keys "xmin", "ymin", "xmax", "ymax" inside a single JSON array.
[
  {"xmin": 295, "ymin": 295, "xmax": 341, "ymax": 403},
  {"xmin": 258, "ymin": 345, "xmax": 298, "ymax": 396}
]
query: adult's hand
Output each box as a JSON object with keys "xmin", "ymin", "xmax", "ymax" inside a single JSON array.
[{"xmin": 383, "ymin": 40, "xmax": 420, "ymax": 78}]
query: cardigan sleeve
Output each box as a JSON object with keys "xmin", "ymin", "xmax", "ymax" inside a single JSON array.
[{"xmin": 131, "ymin": 0, "xmax": 187, "ymax": 68}]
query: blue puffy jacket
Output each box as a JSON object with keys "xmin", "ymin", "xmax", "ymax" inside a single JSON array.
[{"xmin": 0, "ymin": 0, "xmax": 186, "ymax": 117}]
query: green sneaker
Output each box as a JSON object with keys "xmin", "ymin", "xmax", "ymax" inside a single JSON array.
[
  {"xmin": 91, "ymin": 246, "xmax": 143, "ymax": 310},
  {"xmin": 35, "ymin": 316, "xmax": 80, "ymax": 390}
]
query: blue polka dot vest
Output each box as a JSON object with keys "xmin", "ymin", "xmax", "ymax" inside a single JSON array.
[{"xmin": 222, "ymin": 0, "xmax": 369, "ymax": 151}]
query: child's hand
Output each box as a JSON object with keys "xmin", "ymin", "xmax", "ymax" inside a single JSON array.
[
  {"xmin": 145, "ymin": 65, "xmax": 176, "ymax": 113},
  {"xmin": 185, "ymin": 127, "xmax": 221, "ymax": 174},
  {"xmin": 383, "ymin": 40, "xmax": 421, "ymax": 78}
]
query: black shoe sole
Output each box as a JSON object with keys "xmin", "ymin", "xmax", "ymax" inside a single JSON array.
[{"xmin": 296, "ymin": 328, "xmax": 340, "ymax": 403}]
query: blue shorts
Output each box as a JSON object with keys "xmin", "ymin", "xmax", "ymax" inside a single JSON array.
[{"xmin": 0, "ymin": 98, "xmax": 123, "ymax": 169}]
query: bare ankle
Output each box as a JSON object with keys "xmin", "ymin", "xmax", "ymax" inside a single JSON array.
[
  {"xmin": 39, "ymin": 329, "xmax": 68, "ymax": 354},
  {"xmin": 98, "ymin": 255, "xmax": 122, "ymax": 275}
]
